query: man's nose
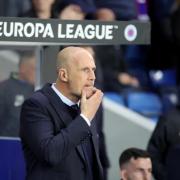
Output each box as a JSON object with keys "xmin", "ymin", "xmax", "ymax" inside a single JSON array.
[
  {"xmin": 89, "ymin": 70, "xmax": 96, "ymax": 81},
  {"xmin": 143, "ymin": 171, "xmax": 151, "ymax": 180}
]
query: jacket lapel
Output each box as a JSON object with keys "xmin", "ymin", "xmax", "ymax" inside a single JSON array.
[
  {"xmin": 41, "ymin": 84, "xmax": 73, "ymax": 126},
  {"xmin": 91, "ymin": 119, "xmax": 103, "ymax": 174},
  {"xmin": 41, "ymin": 84, "xmax": 86, "ymax": 163},
  {"xmin": 76, "ymin": 144, "xmax": 86, "ymax": 163}
]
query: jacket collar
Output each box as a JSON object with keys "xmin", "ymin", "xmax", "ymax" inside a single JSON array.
[{"xmin": 41, "ymin": 83, "xmax": 73, "ymax": 126}]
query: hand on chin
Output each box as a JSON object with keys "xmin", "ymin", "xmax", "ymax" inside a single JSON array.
[{"xmin": 82, "ymin": 86, "xmax": 96, "ymax": 99}]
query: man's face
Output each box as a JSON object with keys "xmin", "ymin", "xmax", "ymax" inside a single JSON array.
[
  {"xmin": 121, "ymin": 157, "xmax": 152, "ymax": 180},
  {"xmin": 65, "ymin": 50, "xmax": 96, "ymax": 101},
  {"xmin": 20, "ymin": 57, "xmax": 36, "ymax": 85}
]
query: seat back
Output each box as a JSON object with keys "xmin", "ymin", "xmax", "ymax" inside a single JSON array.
[
  {"xmin": 105, "ymin": 92, "xmax": 125, "ymax": 105},
  {"xmin": 0, "ymin": 138, "xmax": 26, "ymax": 180},
  {"xmin": 126, "ymin": 91, "xmax": 162, "ymax": 118}
]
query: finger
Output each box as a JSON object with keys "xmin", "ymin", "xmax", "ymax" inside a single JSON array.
[
  {"xmin": 92, "ymin": 87, "xmax": 97, "ymax": 93},
  {"xmin": 81, "ymin": 88, "xmax": 87, "ymax": 103},
  {"xmin": 95, "ymin": 90, "xmax": 104, "ymax": 99}
]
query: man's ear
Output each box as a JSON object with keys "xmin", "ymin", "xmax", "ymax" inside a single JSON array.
[
  {"xmin": 58, "ymin": 68, "xmax": 68, "ymax": 82},
  {"xmin": 121, "ymin": 169, "xmax": 127, "ymax": 180}
]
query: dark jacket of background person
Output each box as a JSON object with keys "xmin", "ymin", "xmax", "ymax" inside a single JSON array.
[
  {"xmin": 171, "ymin": 3, "xmax": 180, "ymax": 85},
  {"xmin": 0, "ymin": 73, "xmax": 34, "ymax": 137},
  {"xmin": 95, "ymin": 45, "xmax": 126, "ymax": 92},
  {"xmin": 147, "ymin": 0, "xmax": 176, "ymax": 70},
  {"xmin": 94, "ymin": 0, "xmax": 137, "ymax": 20},
  {"xmin": 0, "ymin": 0, "xmax": 30, "ymax": 17},
  {"xmin": 94, "ymin": 45, "xmax": 139, "ymax": 92},
  {"xmin": 20, "ymin": 84, "xmax": 104, "ymax": 180},
  {"xmin": 147, "ymin": 106, "xmax": 180, "ymax": 180}
]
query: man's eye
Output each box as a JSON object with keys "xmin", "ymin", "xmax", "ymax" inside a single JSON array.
[{"xmin": 83, "ymin": 69, "xmax": 89, "ymax": 72}]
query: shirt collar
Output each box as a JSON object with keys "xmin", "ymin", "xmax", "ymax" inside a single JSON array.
[{"xmin": 51, "ymin": 83, "xmax": 79, "ymax": 106}]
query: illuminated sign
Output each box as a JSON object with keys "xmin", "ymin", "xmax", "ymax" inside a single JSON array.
[{"xmin": 0, "ymin": 17, "xmax": 150, "ymax": 45}]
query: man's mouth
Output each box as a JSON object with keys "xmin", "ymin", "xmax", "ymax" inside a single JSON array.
[{"xmin": 84, "ymin": 84, "xmax": 94, "ymax": 87}]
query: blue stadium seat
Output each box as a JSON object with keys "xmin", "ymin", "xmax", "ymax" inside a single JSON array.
[
  {"xmin": 0, "ymin": 138, "xmax": 26, "ymax": 180},
  {"xmin": 105, "ymin": 92, "xmax": 125, "ymax": 105},
  {"xmin": 125, "ymin": 92, "xmax": 162, "ymax": 118},
  {"xmin": 149, "ymin": 69, "xmax": 176, "ymax": 87}
]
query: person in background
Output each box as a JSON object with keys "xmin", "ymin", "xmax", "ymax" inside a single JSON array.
[
  {"xmin": 21, "ymin": 0, "xmax": 89, "ymax": 22},
  {"xmin": 95, "ymin": 7, "xmax": 115, "ymax": 21},
  {"xmin": 0, "ymin": 51, "xmax": 35, "ymax": 137},
  {"xmin": 94, "ymin": 8, "xmax": 140, "ymax": 93},
  {"xmin": 171, "ymin": 0, "xmax": 180, "ymax": 85},
  {"xmin": 20, "ymin": 46, "xmax": 104, "ymax": 180},
  {"xmin": 94, "ymin": 0, "xmax": 137, "ymax": 20},
  {"xmin": 119, "ymin": 147, "xmax": 152, "ymax": 180},
  {"xmin": 58, "ymin": 4, "xmax": 85, "ymax": 20},
  {"xmin": 0, "ymin": 0, "xmax": 31, "ymax": 17},
  {"xmin": 147, "ymin": 97, "xmax": 180, "ymax": 180},
  {"xmin": 20, "ymin": 0, "xmax": 56, "ymax": 18},
  {"xmin": 53, "ymin": 0, "xmax": 96, "ymax": 20}
]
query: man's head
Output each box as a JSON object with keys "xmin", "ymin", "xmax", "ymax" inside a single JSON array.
[
  {"xmin": 119, "ymin": 148, "xmax": 152, "ymax": 180},
  {"xmin": 18, "ymin": 51, "xmax": 36, "ymax": 85},
  {"xmin": 56, "ymin": 46, "xmax": 96, "ymax": 102}
]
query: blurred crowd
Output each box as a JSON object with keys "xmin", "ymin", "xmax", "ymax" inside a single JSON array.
[{"xmin": 0, "ymin": 0, "xmax": 179, "ymax": 93}]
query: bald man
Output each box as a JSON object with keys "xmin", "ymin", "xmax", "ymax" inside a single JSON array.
[{"xmin": 20, "ymin": 47, "xmax": 104, "ymax": 180}]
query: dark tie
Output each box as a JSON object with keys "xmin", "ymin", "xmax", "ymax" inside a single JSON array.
[
  {"xmin": 71, "ymin": 104, "xmax": 95, "ymax": 180},
  {"xmin": 71, "ymin": 104, "xmax": 79, "ymax": 112},
  {"xmin": 70, "ymin": 104, "xmax": 80, "ymax": 117}
]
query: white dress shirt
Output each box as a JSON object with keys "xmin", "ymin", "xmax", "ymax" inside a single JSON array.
[{"xmin": 51, "ymin": 83, "xmax": 91, "ymax": 126}]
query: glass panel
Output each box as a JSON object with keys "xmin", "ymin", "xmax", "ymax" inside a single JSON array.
[{"xmin": 0, "ymin": 45, "xmax": 39, "ymax": 137}]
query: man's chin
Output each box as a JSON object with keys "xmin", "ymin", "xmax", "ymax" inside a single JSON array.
[{"xmin": 75, "ymin": 93, "xmax": 81, "ymax": 99}]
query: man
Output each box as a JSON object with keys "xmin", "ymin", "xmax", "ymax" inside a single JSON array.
[
  {"xmin": 21, "ymin": 0, "xmax": 56, "ymax": 18},
  {"xmin": 171, "ymin": 0, "xmax": 180, "ymax": 85},
  {"xmin": 119, "ymin": 147, "xmax": 152, "ymax": 180},
  {"xmin": 0, "ymin": 0, "xmax": 30, "ymax": 17},
  {"xmin": 147, "ymin": 105, "xmax": 180, "ymax": 180},
  {"xmin": 0, "ymin": 51, "xmax": 35, "ymax": 137},
  {"xmin": 20, "ymin": 46, "xmax": 104, "ymax": 180}
]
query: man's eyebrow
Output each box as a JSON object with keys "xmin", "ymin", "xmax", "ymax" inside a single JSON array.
[
  {"xmin": 137, "ymin": 167, "xmax": 151, "ymax": 171},
  {"xmin": 80, "ymin": 66, "xmax": 96, "ymax": 70}
]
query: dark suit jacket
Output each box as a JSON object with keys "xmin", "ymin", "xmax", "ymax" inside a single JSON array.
[
  {"xmin": 147, "ymin": 107, "xmax": 180, "ymax": 180},
  {"xmin": 20, "ymin": 84, "xmax": 103, "ymax": 180}
]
